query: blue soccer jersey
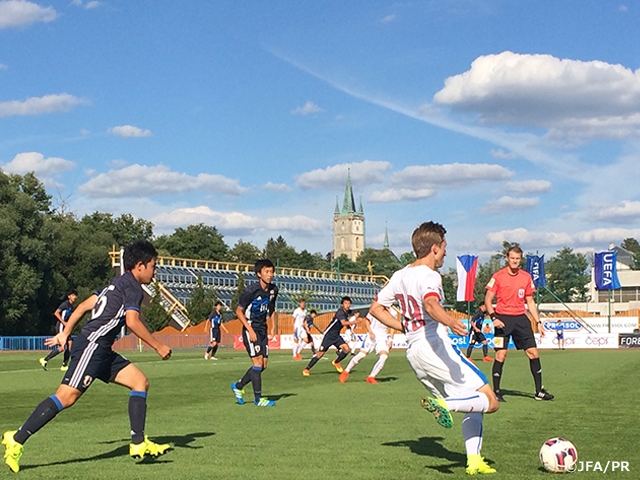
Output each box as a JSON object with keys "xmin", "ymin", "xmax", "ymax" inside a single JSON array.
[
  {"xmin": 323, "ymin": 307, "xmax": 351, "ymax": 336},
  {"xmin": 80, "ymin": 272, "xmax": 143, "ymax": 346},
  {"xmin": 238, "ymin": 281, "xmax": 278, "ymax": 332}
]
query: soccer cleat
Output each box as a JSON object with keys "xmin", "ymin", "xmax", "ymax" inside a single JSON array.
[
  {"xmin": 466, "ymin": 454, "xmax": 496, "ymax": 475},
  {"xmin": 421, "ymin": 397, "xmax": 453, "ymax": 428},
  {"xmin": 466, "ymin": 357, "xmax": 476, "ymax": 362},
  {"xmin": 204, "ymin": 353, "xmax": 209, "ymax": 360},
  {"xmin": 129, "ymin": 435, "xmax": 170, "ymax": 459},
  {"xmin": 210, "ymin": 356, "xmax": 218, "ymax": 361},
  {"xmin": 482, "ymin": 356, "xmax": 493, "ymax": 362},
  {"xmin": 254, "ymin": 397, "xmax": 276, "ymax": 407},
  {"xmin": 60, "ymin": 365, "xmax": 68, "ymax": 372},
  {"xmin": 339, "ymin": 371, "xmax": 349, "ymax": 383},
  {"xmin": 331, "ymin": 360, "xmax": 343, "ymax": 373},
  {"xmin": 535, "ymin": 390, "xmax": 554, "ymax": 401},
  {"xmin": 230, "ymin": 382, "xmax": 245, "ymax": 405},
  {"xmin": 39, "ymin": 357, "xmax": 47, "ymax": 370},
  {"xmin": 365, "ymin": 376, "xmax": 378, "ymax": 384},
  {"xmin": 494, "ymin": 390, "xmax": 506, "ymax": 403},
  {"xmin": 302, "ymin": 369, "xmax": 310, "ymax": 376},
  {"xmin": 295, "ymin": 354, "xmax": 303, "ymax": 360},
  {"xmin": 2, "ymin": 430, "xmax": 23, "ymax": 473}
]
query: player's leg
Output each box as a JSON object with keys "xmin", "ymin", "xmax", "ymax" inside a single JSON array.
[
  {"xmin": 481, "ymin": 340, "xmax": 491, "ymax": 361},
  {"xmin": 492, "ymin": 320, "xmax": 512, "ymax": 401},
  {"xmin": 303, "ymin": 335, "xmax": 330, "ymax": 374},
  {"xmin": 61, "ymin": 340, "xmax": 71, "ymax": 370},
  {"xmin": 113, "ymin": 362, "xmax": 170, "ymax": 457},
  {"xmin": 340, "ymin": 340, "xmax": 369, "ymax": 382},
  {"xmin": 514, "ymin": 317, "xmax": 553, "ymax": 400},
  {"xmin": 466, "ymin": 335, "xmax": 475, "ymax": 359},
  {"xmin": 367, "ymin": 347, "xmax": 389, "ymax": 383}
]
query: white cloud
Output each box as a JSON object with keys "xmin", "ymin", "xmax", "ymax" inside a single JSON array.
[
  {"xmin": 369, "ymin": 188, "xmax": 435, "ymax": 203},
  {"xmin": 1, "ymin": 152, "xmax": 75, "ymax": 187},
  {"xmin": 433, "ymin": 51, "xmax": 640, "ymax": 140},
  {"xmin": 108, "ymin": 125, "xmax": 152, "ymax": 137},
  {"xmin": 490, "ymin": 148, "xmax": 519, "ymax": 160},
  {"xmin": 296, "ymin": 160, "xmax": 391, "ymax": 189},
  {"xmin": 85, "ymin": 0, "xmax": 99, "ymax": 8},
  {"xmin": 505, "ymin": 180, "xmax": 551, "ymax": 194},
  {"xmin": 391, "ymin": 163, "xmax": 513, "ymax": 188},
  {"xmin": 152, "ymin": 206, "xmax": 323, "ymax": 235},
  {"xmin": 0, "ymin": 63, "xmax": 7, "ymax": 70},
  {"xmin": 108, "ymin": 159, "xmax": 127, "ymax": 169},
  {"xmin": 591, "ymin": 200, "xmax": 640, "ymax": 223},
  {"xmin": 263, "ymin": 181, "xmax": 291, "ymax": 193},
  {"xmin": 0, "ymin": 0, "xmax": 56, "ymax": 29},
  {"xmin": 78, "ymin": 164, "xmax": 248, "ymax": 198},
  {"xmin": 380, "ymin": 14, "xmax": 396, "ymax": 23},
  {"xmin": 0, "ymin": 93, "xmax": 89, "ymax": 117},
  {"xmin": 482, "ymin": 196, "xmax": 539, "ymax": 214},
  {"xmin": 291, "ymin": 101, "xmax": 323, "ymax": 116},
  {"xmin": 618, "ymin": 5, "xmax": 628, "ymax": 12},
  {"xmin": 487, "ymin": 227, "xmax": 640, "ymax": 250},
  {"xmin": 80, "ymin": 128, "xmax": 90, "ymax": 136}
]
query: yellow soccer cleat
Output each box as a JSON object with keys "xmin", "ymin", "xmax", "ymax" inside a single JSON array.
[
  {"xmin": 2, "ymin": 430, "xmax": 23, "ymax": 473},
  {"xmin": 38, "ymin": 357, "xmax": 47, "ymax": 371},
  {"xmin": 302, "ymin": 369, "xmax": 310, "ymax": 376},
  {"xmin": 466, "ymin": 454, "xmax": 496, "ymax": 475},
  {"xmin": 420, "ymin": 397, "xmax": 454, "ymax": 428},
  {"xmin": 60, "ymin": 365, "xmax": 69, "ymax": 372},
  {"xmin": 331, "ymin": 360, "xmax": 343, "ymax": 373},
  {"xmin": 129, "ymin": 436, "xmax": 170, "ymax": 459}
]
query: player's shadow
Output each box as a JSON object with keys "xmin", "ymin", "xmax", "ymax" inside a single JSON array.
[
  {"xmin": 383, "ymin": 436, "xmax": 472, "ymax": 474},
  {"xmin": 266, "ymin": 393, "xmax": 297, "ymax": 401},
  {"xmin": 20, "ymin": 432, "xmax": 215, "ymax": 470},
  {"xmin": 376, "ymin": 376, "xmax": 398, "ymax": 383},
  {"xmin": 500, "ymin": 388, "xmax": 536, "ymax": 400}
]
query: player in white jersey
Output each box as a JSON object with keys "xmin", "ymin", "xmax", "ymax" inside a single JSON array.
[
  {"xmin": 291, "ymin": 299, "xmax": 307, "ymax": 360},
  {"xmin": 339, "ymin": 312, "xmax": 396, "ymax": 384},
  {"xmin": 369, "ymin": 221, "xmax": 500, "ymax": 476}
]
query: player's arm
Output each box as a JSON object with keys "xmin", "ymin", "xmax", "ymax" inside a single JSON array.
[
  {"xmin": 236, "ymin": 305, "xmax": 256, "ymax": 341},
  {"xmin": 126, "ymin": 309, "xmax": 171, "ymax": 359},
  {"xmin": 423, "ymin": 296, "xmax": 468, "ymax": 336},
  {"xmin": 45, "ymin": 295, "xmax": 97, "ymax": 349},
  {"xmin": 484, "ymin": 290, "xmax": 505, "ymax": 329},
  {"xmin": 54, "ymin": 307, "xmax": 65, "ymax": 325},
  {"xmin": 221, "ymin": 321, "xmax": 229, "ymax": 333},
  {"xmin": 267, "ymin": 311, "xmax": 276, "ymax": 339},
  {"xmin": 526, "ymin": 295, "xmax": 545, "ymax": 337},
  {"xmin": 370, "ymin": 301, "xmax": 403, "ymax": 331},
  {"xmin": 364, "ymin": 318, "xmax": 375, "ymax": 340}
]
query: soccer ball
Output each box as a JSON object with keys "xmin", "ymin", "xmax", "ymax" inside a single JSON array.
[{"xmin": 539, "ymin": 438, "xmax": 578, "ymax": 473}]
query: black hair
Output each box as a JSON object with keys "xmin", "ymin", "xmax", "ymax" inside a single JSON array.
[
  {"xmin": 68, "ymin": 290, "xmax": 78, "ymax": 297},
  {"xmin": 341, "ymin": 296, "xmax": 352, "ymax": 304},
  {"xmin": 123, "ymin": 240, "xmax": 158, "ymax": 271},
  {"xmin": 215, "ymin": 301, "xmax": 223, "ymax": 307},
  {"xmin": 309, "ymin": 309, "xmax": 317, "ymax": 315},
  {"xmin": 254, "ymin": 258, "xmax": 275, "ymax": 274}
]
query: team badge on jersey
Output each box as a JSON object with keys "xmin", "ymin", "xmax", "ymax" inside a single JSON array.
[
  {"xmin": 83, "ymin": 375, "xmax": 93, "ymax": 388},
  {"xmin": 518, "ymin": 288, "xmax": 525, "ymax": 298},
  {"xmin": 486, "ymin": 278, "xmax": 495, "ymax": 288}
]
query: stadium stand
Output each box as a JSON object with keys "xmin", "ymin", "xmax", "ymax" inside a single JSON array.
[{"xmin": 109, "ymin": 248, "xmax": 388, "ymax": 331}]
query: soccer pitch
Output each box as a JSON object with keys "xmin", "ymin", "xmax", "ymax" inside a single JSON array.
[{"xmin": 1, "ymin": 349, "xmax": 638, "ymax": 479}]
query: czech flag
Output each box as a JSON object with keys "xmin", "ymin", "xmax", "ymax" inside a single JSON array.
[{"xmin": 456, "ymin": 255, "xmax": 478, "ymax": 302}]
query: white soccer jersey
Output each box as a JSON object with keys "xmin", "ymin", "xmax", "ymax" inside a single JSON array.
[
  {"xmin": 375, "ymin": 265, "xmax": 449, "ymax": 345},
  {"xmin": 292, "ymin": 307, "xmax": 306, "ymax": 330},
  {"xmin": 366, "ymin": 313, "xmax": 390, "ymax": 338}
]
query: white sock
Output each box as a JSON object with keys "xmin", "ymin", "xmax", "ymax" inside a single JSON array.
[
  {"xmin": 369, "ymin": 354, "xmax": 388, "ymax": 378},
  {"xmin": 445, "ymin": 392, "xmax": 489, "ymax": 413},
  {"xmin": 462, "ymin": 413, "xmax": 483, "ymax": 455},
  {"xmin": 292, "ymin": 343, "xmax": 298, "ymax": 357},
  {"xmin": 345, "ymin": 351, "xmax": 367, "ymax": 372},
  {"xmin": 297, "ymin": 341, "xmax": 306, "ymax": 355}
]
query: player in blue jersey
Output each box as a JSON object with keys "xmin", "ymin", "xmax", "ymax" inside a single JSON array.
[
  {"xmin": 302, "ymin": 297, "xmax": 361, "ymax": 376},
  {"xmin": 230, "ymin": 259, "xmax": 278, "ymax": 407},
  {"xmin": 465, "ymin": 304, "xmax": 492, "ymax": 362},
  {"xmin": 39, "ymin": 291, "xmax": 78, "ymax": 371},
  {"xmin": 302, "ymin": 309, "xmax": 318, "ymax": 355},
  {"xmin": 2, "ymin": 241, "xmax": 172, "ymax": 473},
  {"xmin": 556, "ymin": 320, "xmax": 565, "ymax": 350},
  {"xmin": 204, "ymin": 301, "xmax": 229, "ymax": 360}
]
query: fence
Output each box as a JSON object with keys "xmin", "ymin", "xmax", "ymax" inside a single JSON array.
[{"xmin": 0, "ymin": 336, "xmax": 51, "ymax": 351}]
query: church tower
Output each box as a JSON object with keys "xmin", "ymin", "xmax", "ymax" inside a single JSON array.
[{"xmin": 333, "ymin": 170, "xmax": 365, "ymax": 261}]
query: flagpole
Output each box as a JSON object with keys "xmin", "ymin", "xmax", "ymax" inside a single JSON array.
[{"xmin": 608, "ymin": 289, "xmax": 612, "ymax": 334}]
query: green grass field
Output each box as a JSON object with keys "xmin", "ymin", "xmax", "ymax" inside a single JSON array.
[{"xmin": 1, "ymin": 348, "xmax": 639, "ymax": 479}]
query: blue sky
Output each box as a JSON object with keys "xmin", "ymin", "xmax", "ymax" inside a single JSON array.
[{"xmin": 2, "ymin": 0, "xmax": 640, "ymax": 268}]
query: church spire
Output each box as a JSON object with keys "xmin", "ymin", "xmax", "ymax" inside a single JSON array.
[
  {"xmin": 358, "ymin": 196, "xmax": 363, "ymax": 215},
  {"xmin": 341, "ymin": 168, "xmax": 356, "ymax": 215},
  {"xmin": 334, "ymin": 196, "xmax": 340, "ymax": 214},
  {"xmin": 383, "ymin": 221, "xmax": 389, "ymax": 249}
]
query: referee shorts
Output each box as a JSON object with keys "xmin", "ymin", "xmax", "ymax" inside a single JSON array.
[{"xmin": 493, "ymin": 314, "xmax": 536, "ymax": 350}]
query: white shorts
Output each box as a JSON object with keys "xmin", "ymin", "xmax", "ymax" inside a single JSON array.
[
  {"xmin": 406, "ymin": 336, "xmax": 488, "ymax": 399},
  {"xmin": 362, "ymin": 335, "xmax": 391, "ymax": 355},
  {"xmin": 294, "ymin": 326, "xmax": 308, "ymax": 341}
]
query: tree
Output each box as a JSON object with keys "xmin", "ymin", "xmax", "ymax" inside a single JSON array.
[
  {"xmin": 155, "ymin": 223, "xmax": 228, "ymax": 260},
  {"xmin": 621, "ymin": 238, "xmax": 640, "ymax": 254},
  {"xmin": 354, "ymin": 248, "xmax": 402, "ymax": 278},
  {"xmin": 231, "ymin": 272, "xmax": 246, "ymax": 315},
  {"xmin": 539, "ymin": 247, "xmax": 590, "ymax": 302},
  {"xmin": 80, "ymin": 212, "xmax": 154, "ymax": 247},
  {"xmin": 186, "ymin": 275, "xmax": 220, "ymax": 324},
  {"xmin": 264, "ymin": 236, "xmax": 298, "ymax": 266},
  {"xmin": 143, "ymin": 282, "xmax": 171, "ymax": 332},
  {"xmin": 228, "ymin": 239, "xmax": 262, "ymax": 264},
  {"xmin": 399, "ymin": 251, "xmax": 416, "ymax": 266}
]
